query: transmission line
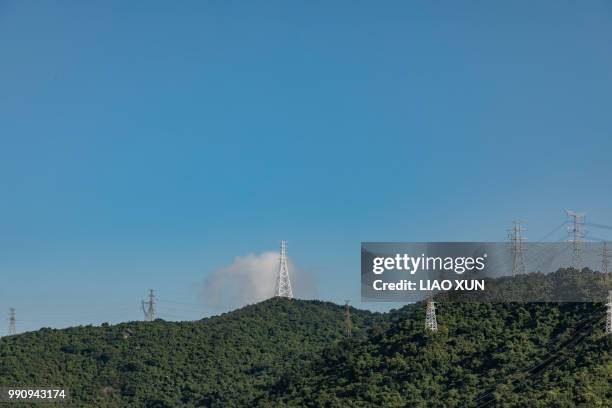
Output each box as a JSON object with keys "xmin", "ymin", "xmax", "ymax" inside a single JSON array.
[
  {"xmin": 535, "ymin": 220, "xmax": 568, "ymax": 242},
  {"xmin": 584, "ymin": 221, "xmax": 612, "ymax": 231},
  {"xmin": 523, "ymin": 234, "xmax": 570, "ymax": 271},
  {"xmin": 473, "ymin": 310, "xmax": 605, "ymax": 407}
]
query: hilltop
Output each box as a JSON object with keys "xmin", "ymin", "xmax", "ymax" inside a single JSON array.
[
  {"xmin": 0, "ymin": 298, "xmax": 381, "ymax": 407},
  {"xmin": 262, "ymin": 269, "xmax": 611, "ymax": 407},
  {"xmin": 1, "ymin": 269, "xmax": 610, "ymax": 407}
]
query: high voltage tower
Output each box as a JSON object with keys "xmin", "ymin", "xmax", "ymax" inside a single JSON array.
[
  {"xmin": 141, "ymin": 289, "xmax": 155, "ymax": 321},
  {"xmin": 566, "ymin": 210, "xmax": 586, "ymax": 268},
  {"xmin": 274, "ymin": 240, "xmax": 293, "ymax": 299},
  {"xmin": 425, "ymin": 298, "xmax": 438, "ymax": 333},
  {"xmin": 601, "ymin": 241, "xmax": 610, "ymax": 275},
  {"xmin": 344, "ymin": 300, "xmax": 352, "ymax": 337},
  {"xmin": 8, "ymin": 308, "xmax": 16, "ymax": 335},
  {"xmin": 606, "ymin": 290, "xmax": 612, "ymax": 335},
  {"xmin": 508, "ymin": 221, "xmax": 526, "ymax": 275}
]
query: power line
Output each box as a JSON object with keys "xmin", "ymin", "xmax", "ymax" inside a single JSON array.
[
  {"xmin": 154, "ymin": 297, "xmax": 211, "ymax": 318},
  {"xmin": 523, "ymin": 235, "xmax": 569, "ymax": 270},
  {"xmin": 157, "ymin": 299, "xmax": 205, "ymax": 307},
  {"xmin": 474, "ymin": 311, "xmax": 604, "ymax": 407},
  {"xmin": 535, "ymin": 220, "xmax": 568, "ymax": 242},
  {"xmin": 584, "ymin": 221, "xmax": 612, "ymax": 231},
  {"xmin": 584, "ymin": 235, "xmax": 609, "ymax": 242},
  {"xmin": 158, "ymin": 305, "xmax": 208, "ymax": 315},
  {"xmin": 425, "ymin": 307, "xmax": 604, "ymax": 405}
]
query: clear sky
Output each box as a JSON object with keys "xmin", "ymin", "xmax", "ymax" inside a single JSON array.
[{"xmin": 1, "ymin": 1, "xmax": 612, "ymax": 334}]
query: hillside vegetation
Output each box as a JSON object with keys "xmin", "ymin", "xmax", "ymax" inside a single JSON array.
[
  {"xmin": 0, "ymin": 299, "xmax": 381, "ymax": 407},
  {"xmin": 266, "ymin": 302, "xmax": 610, "ymax": 407},
  {"xmin": 1, "ymin": 269, "xmax": 610, "ymax": 407}
]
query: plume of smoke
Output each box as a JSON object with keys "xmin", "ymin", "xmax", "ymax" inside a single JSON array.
[{"xmin": 202, "ymin": 251, "xmax": 316, "ymax": 311}]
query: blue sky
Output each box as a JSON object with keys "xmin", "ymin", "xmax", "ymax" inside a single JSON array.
[{"xmin": 1, "ymin": 1, "xmax": 611, "ymax": 333}]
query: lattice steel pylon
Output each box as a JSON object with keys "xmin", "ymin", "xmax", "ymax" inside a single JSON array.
[
  {"xmin": 8, "ymin": 308, "xmax": 15, "ymax": 335},
  {"xmin": 566, "ymin": 210, "xmax": 586, "ymax": 269},
  {"xmin": 606, "ymin": 290, "xmax": 612, "ymax": 335},
  {"xmin": 425, "ymin": 298, "xmax": 438, "ymax": 333},
  {"xmin": 141, "ymin": 289, "xmax": 155, "ymax": 321},
  {"xmin": 508, "ymin": 221, "xmax": 526, "ymax": 275},
  {"xmin": 274, "ymin": 240, "xmax": 293, "ymax": 298}
]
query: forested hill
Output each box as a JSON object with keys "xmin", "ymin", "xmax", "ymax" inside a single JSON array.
[
  {"xmin": 1, "ymin": 270, "xmax": 611, "ymax": 407},
  {"xmin": 265, "ymin": 302, "xmax": 610, "ymax": 407},
  {"xmin": 0, "ymin": 298, "xmax": 381, "ymax": 407}
]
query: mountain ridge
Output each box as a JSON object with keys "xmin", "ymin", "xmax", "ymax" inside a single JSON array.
[
  {"xmin": 1, "ymin": 270, "xmax": 610, "ymax": 407},
  {"xmin": 0, "ymin": 298, "xmax": 381, "ymax": 407}
]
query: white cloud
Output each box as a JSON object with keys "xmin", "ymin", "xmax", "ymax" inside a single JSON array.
[{"xmin": 202, "ymin": 251, "xmax": 316, "ymax": 311}]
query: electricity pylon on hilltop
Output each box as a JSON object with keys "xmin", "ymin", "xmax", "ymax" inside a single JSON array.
[
  {"xmin": 566, "ymin": 210, "xmax": 586, "ymax": 269},
  {"xmin": 425, "ymin": 298, "xmax": 438, "ymax": 333},
  {"xmin": 274, "ymin": 240, "xmax": 293, "ymax": 299},
  {"xmin": 508, "ymin": 221, "xmax": 526, "ymax": 276},
  {"xmin": 8, "ymin": 308, "xmax": 16, "ymax": 335},
  {"xmin": 601, "ymin": 241, "xmax": 610, "ymax": 275},
  {"xmin": 141, "ymin": 289, "xmax": 155, "ymax": 321}
]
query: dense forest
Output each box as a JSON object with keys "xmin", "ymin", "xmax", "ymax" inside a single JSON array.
[
  {"xmin": 0, "ymin": 299, "xmax": 380, "ymax": 407},
  {"xmin": 265, "ymin": 302, "xmax": 610, "ymax": 407},
  {"xmin": 1, "ymin": 269, "xmax": 610, "ymax": 407}
]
